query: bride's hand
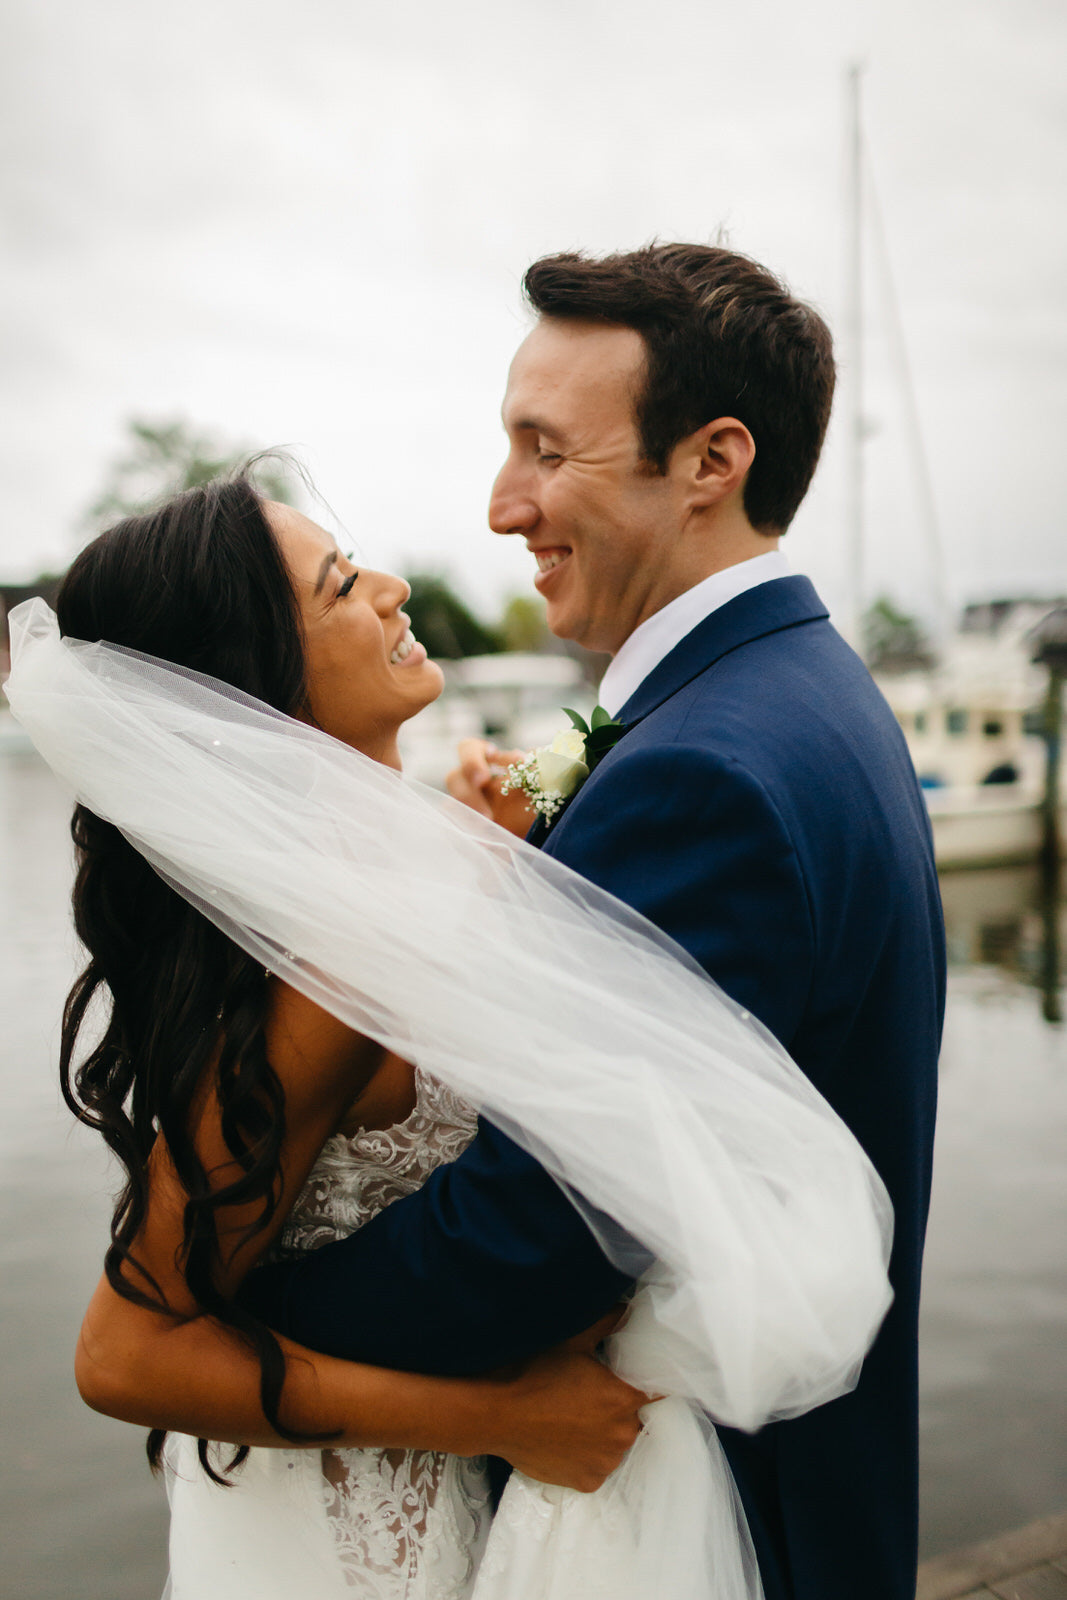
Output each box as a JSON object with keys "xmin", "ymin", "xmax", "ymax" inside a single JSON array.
[
  {"xmin": 488, "ymin": 1312, "xmax": 652, "ymax": 1492},
  {"xmin": 446, "ymin": 739, "xmax": 536, "ymax": 836}
]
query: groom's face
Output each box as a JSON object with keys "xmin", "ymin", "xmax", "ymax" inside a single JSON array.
[{"xmin": 489, "ymin": 317, "xmax": 693, "ymax": 656}]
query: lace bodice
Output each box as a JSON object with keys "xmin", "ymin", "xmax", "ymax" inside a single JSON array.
[
  {"xmin": 279, "ymin": 1068, "xmax": 479, "ymax": 1253},
  {"xmin": 278, "ymin": 1069, "xmax": 490, "ymax": 1599}
]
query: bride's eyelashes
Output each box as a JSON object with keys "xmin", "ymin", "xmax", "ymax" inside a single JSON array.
[{"xmin": 337, "ymin": 570, "xmax": 358, "ymax": 599}]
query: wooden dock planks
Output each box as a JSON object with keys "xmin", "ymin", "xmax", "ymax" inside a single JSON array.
[{"xmin": 917, "ymin": 1512, "xmax": 1067, "ymax": 1600}]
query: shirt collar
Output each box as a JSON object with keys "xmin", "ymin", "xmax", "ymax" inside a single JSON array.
[{"xmin": 598, "ymin": 550, "xmax": 791, "ymax": 717}]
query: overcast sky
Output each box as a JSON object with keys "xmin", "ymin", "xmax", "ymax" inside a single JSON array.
[{"xmin": 3, "ymin": 0, "xmax": 1064, "ymax": 631}]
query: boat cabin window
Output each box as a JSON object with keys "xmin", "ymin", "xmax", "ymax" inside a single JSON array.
[
  {"xmin": 946, "ymin": 709, "xmax": 969, "ymax": 736},
  {"xmin": 982, "ymin": 718, "xmax": 1004, "ymax": 738}
]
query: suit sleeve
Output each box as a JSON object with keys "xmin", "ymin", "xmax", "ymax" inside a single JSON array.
[
  {"xmin": 241, "ymin": 740, "xmax": 812, "ymax": 1373},
  {"xmin": 240, "ymin": 1116, "xmax": 633, "ymax": 1373}
]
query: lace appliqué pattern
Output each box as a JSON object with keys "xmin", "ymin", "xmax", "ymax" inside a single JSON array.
[
  {"xmin": 279, "ymin": 1070, "xmax": 491, "ymax": 1599},
  {"xmin": 475, "ymin": 1474, "xmax": 632, "ymax": 1599}
]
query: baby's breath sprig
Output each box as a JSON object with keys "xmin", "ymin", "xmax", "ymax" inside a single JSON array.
[
  {"xmin": 500, "ymin": 755, "xmax": 568, "ymax": 820},
  {"xmin": 501, "ymin": 706, "xmax": 626, "ymax": 826}
]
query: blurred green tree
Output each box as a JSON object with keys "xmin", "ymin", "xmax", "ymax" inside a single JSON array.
[
  {"xmin": 863, "ymin": 596, "xmax": 936, "ymax": 673},
  {"xmin": 499, "ymin": 593, "xmax": 550, "ymax": 653},
  {"xmin": 405, "ymin": 574, "xmax": 502, "ymax": 659},
  {"xmin": 87, "ymin": 418, "xmax": 295, "ymax": 528}
]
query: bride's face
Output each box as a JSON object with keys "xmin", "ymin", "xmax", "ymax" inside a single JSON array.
[{"xmin": 266, "ymin": 502, "xmax": 444, "ymax": 766}]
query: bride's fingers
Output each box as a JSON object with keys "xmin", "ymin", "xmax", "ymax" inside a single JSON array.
[
  {"xmin": 561, "ymin": 1303, "xmax": 630, "ymax": 1354},
  {"xmin": 445, "ymin": 739, "xmax": 498, "ymax": 815},
  {"xmin": 495, "ymin": 1349, "xmax": 651, "ymax": 1490},
  {"xmin": 482, "ymin": 776, "xmax": 538, "ymax": 837},
  {"xmin": 446, "ymin": 741, "xmax": 532, "ymax": 820},
  {"xmin": 445, "ymin": 737, "xmax": 537, "ymax": 833},
  {"xmin": 485, "ymin": 747, "xmax": 526, "ymax": 771}
]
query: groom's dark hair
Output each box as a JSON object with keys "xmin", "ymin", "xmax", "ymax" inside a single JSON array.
[{"xmin": 523, "ymin": 243, "xmax": 835, "ymax": 533}]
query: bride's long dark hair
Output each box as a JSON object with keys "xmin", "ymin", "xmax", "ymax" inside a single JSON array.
[{"xmin": 57, "ymin": 475, "xmax": 322, "ymax": 1478}]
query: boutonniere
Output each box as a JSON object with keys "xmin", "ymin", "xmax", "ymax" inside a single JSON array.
[{"xmin": 501, "ymin": 706, "xmax": 626, "ymax": 823}]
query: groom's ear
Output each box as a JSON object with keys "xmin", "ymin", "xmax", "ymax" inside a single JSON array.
[{"xmin": 675, "ymin": 418, "xmax": 755, "ymax": 509}]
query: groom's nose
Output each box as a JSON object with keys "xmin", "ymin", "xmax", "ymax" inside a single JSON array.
[{"xmin": 488, "ymin": 460, "xmax": 537, "ymax": 537}]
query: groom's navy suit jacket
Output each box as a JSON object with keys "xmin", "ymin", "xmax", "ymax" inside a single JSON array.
[{"xmin": 244, "ymin": 577, "xmax": 944, "ymax": 1600}]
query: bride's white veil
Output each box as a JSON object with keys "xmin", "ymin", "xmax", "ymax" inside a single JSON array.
[{"xmin": 6, "ymin": 597, "xmax": 893, "ymax": 1598}]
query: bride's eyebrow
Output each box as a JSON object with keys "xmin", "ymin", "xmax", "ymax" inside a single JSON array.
[{"xmin": 314, "ymin": 550, "xmax": 339, "ymax": 594}]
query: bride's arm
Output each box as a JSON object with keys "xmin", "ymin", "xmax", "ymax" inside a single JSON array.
[
  {"xmin": 73, "ymin": 979, "xmax": 646, "ymax": 1488},
  {"xmin": 76, "ymin": 1279, "xmax": 641, "ymax": 1490}
]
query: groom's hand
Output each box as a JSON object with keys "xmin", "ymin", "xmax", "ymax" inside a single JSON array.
[{"xmin": 446, "ymin": 738, "xmax": 536, "ymax": 837}]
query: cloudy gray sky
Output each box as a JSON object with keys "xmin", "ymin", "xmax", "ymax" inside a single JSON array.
[{"xmin": 3, "ymin": 0, "xmax": 1064, "ymax": 629}]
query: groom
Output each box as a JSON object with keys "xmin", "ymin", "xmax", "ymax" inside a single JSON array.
[{"xmin": 246, "ymin": 244, "xmax": 944, "ymax": 1599}]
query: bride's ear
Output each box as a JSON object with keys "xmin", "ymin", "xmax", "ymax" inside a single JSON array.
[{"xmin": 674, "ymin": 418, "xmax": 755, "ymax": 509}]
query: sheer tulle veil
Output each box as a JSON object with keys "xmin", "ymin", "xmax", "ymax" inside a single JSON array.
[{"xmin": 6, "ymin": 599, "xmax": 893, "ymax": 1600}]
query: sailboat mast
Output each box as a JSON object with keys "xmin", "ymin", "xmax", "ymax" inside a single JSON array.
[{"xmin": 844, "ymin": 62, "xmax": 865, "ymax": 654}]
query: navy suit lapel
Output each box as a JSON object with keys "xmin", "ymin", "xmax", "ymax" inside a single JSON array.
[
  {"xmin": 526, "ymin": 812, "xmax": 553, "ymax": 849},
  {"xmin": 526, "ymin": 576, "xmax": 830, "ymax": 850},
  {"xmin": 616, "ymin": 575, "xmax": 830, "ymax": 728}
]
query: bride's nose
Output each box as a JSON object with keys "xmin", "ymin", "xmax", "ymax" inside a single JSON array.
[{"xmin": 372, "ymin": 571, "xmax": 411, "ymax": 614}]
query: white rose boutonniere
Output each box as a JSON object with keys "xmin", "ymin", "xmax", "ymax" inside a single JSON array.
[
  {"xmin": 534, "ymin": 725, "xmax": 589, "ymax": 799},
  {"xmin": 501, "ymin": 706, "xmax": 625, "ymax": 824}
]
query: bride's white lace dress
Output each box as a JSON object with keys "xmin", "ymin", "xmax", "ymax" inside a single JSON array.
[
  {"xmin": 163, "ymin": 1063, "xmax": 764, "ymax": 1600},
  {"xmin": 163, "ymin": 1065, "xmax": 764, "ymax": 1600},
  {"xmin": 163, "ymin": 1069, "xmax": 493, "ymax": 1600}
]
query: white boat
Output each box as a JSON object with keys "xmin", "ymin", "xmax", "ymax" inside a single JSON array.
[
  {"xmin": 874, "ymin": 600, "xmax": 1066, "ymax": 869},
  {"xmin": 922, "ymin": 785, "xmax": 1061, "ymax": 870}
]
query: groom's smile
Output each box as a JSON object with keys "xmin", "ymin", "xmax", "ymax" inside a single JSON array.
[
  {"xmin": 533, "ymin": 547, "xmax": 570, "ymax": 575},
  {"xmin": 531, "ymin": 545, "xmax": 572, "ymax": 586}
]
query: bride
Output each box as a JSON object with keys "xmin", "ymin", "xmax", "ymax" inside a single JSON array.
[{"xmin": 6, "ymin": 473, "xmax": 893, "ymax": 1600}]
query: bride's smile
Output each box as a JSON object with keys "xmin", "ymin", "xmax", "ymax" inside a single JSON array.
[{"xmin": 266, "ymin": 500, "xmax": 444, "ymax": 768}]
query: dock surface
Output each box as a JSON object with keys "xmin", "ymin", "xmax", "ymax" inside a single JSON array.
[{"xmin": 917, "ymin": 1511, "xmax": 1067, "ymax": 1599}]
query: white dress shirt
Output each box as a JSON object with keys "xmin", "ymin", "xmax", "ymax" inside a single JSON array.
[{"xmin": 598, "ymin": 550, "xmax": 791, "ymax": 717}]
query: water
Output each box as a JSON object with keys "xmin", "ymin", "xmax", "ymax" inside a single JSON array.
[
  {"xmin": 920, "ymin": 868, "xmax": 1067, "ymax": 1551},
  {"xmin": 0, "ymin": 755, "xmax": 169, "ymax": 1600},
  {"xmin": 1, "ymin": 756, "xmax": 1064, "ymax": 1596}
]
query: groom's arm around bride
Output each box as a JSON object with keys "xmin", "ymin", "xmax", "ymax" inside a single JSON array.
[{"xmin": 242, "ymin": 244, "xmax": 944, "ymax": 1600}]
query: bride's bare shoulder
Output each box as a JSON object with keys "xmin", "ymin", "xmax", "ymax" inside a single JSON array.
[{"xmin": 264, "ymin": 978, "xmax": 383, "ymax": 1106}]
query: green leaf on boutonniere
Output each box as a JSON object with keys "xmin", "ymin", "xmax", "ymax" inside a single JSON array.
[
  {"xmin": 562, "ymin": 707, "xmax": 591, "ymax": 737},
  {"xmin": 582, "ymin": 707, "xmax": 626, "ymax": 771}
]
